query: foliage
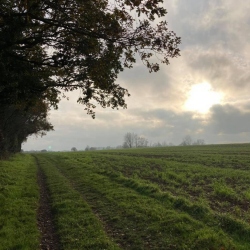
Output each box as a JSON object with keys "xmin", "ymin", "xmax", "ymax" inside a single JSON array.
[
  {"xmin": 0, "ymin": 100, "xmax": 53, "ymax": 155},
  {"xmin": 0, "ymin": 0, "xmax": 180, "ymax": 116}
]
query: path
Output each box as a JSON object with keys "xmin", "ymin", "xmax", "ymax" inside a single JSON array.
[{"xmin": 35, "ymin": 156, "xmax": 60, "ymax": 250}]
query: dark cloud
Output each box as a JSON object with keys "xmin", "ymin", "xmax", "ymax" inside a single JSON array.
[
  {"xmin": 166, "ymin": 0, "xmax": 250, "ymax": 53},
  {"xmin": 208, "ymin": 104, "xmax": 250, "ymax": 134},
  {"xmin": 119, "ymin": 64, "xmax": 172, "ymax": 100}
]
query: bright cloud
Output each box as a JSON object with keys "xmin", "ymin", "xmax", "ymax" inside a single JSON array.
[{"xmin": 184, "ymin": 82, "xmax": 223, "ymax": 113}]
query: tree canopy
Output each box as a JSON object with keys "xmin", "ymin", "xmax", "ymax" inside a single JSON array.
[{"xmin": 0, "ymin": 0, "xmax": 180, "ymax": 155}]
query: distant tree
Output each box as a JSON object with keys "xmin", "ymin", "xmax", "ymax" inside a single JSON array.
[
  {"xmin": 193, "ymin": 139, "xmax": 205, "ymax": 145},
  {"xmin": 122, "ymin": 141, "xmax": 130, "ymax": 148},
  {"xmin": 71, "ymin": 147, "xmax": 77, "ymax": 152},
  {"xmin": 124, "ymin": 133, "xmax": 135, "ymax": 148},
  {"xmin": 123, "ymin": 132, "xmax": 148, "ymax": 148},
  {"xmin": 153, "ymin": 142, "xmax": 162, "ymax": 147},
  {"xmin": 136, "ymin": 136, "xmax": 148, "ymax": 147},
  {"xmin": 85, "ymin": 145, "xmax": 90, "ymax": 151},
  {"xmin": 180, "ymin": 135, "xmax": 193, "ymax": 146},
  {"xmin": 41, "ymin": 149, "xmax": 47, "ymax": 153}
]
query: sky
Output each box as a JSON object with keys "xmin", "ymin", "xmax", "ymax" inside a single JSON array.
[{"xmin": 23, "ymin": 0, "xmax": 250, "ymax": 151}]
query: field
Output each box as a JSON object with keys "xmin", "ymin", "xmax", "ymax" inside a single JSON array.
[{"xmin": 1, "ymin": 144, "xmax": 250, "ymax": 249}]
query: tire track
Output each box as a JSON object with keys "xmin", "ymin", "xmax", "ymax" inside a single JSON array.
[{"xmin": 35, "ymin": 156, "xmax": 60, "ymax": 250}]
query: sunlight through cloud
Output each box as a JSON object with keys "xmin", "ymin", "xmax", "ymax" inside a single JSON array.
[{"xmin": 184, "ymin": 82, "xmax": 223, "ymax": 113}]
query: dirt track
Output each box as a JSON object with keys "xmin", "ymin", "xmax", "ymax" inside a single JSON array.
[{"xmin": 36, "ymin": 157, "xmax": 60, "ymax": 250}]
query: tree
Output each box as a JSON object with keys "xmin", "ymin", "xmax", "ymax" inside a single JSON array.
[
  {"xmin": 192, "ymin": 139, "xmax": 205, "ymax": 145},
  {"xmin": 71, "ymin": 147, "xmax": 77, "ymax": 151},
  {"xmin": 124, "ymin": 132, "xmax": 135, "ymax": 148},
  {"xmin": 153, "ymin": 142, "xmax": 162, "ymax": 147},
  {"xmin": 122, "ymin": 142, "xmax": 129, "ymax": 148},
  {"xmin": 179, "ymin": 136, "xmax": 205, "ymax": 146},
  {"xmin": 123, "ymin": 132, "xmax": 148, "ymax": 148},
  {"xmin": 135, "ymin": 135, "xmax": 148, "ymax": 147},
  {"xmin": 0, "ymin": 100, "xmax": 53, "ymax": 155},
  {"xmin": 180, "ymin": 135, "xmax": 193, "ymax": 146},
  {"xmin": 0, "ymin": 0, "xmax": 180, "ymax": 116},
  {"xmin": 0, "ymin": 0, "xmax": 180, "ymax": 155}
]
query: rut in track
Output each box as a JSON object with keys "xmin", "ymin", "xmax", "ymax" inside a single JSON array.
[{"xmin": 35, "ymin": 156, "xmax": 60, "ymax": 250}]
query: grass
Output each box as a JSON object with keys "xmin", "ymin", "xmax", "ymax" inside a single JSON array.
[
  {"xmin": 40, "ymin": 155, "xmax": 229, "ymax": 249},
  {"xmin": 212, "ymin": 180, "xmax": 237, "ymax": 200},
  {"xmin": 33, "ymin": 154, "xmax": 120, "ymax": 250},
  {"xmin": 34, "ymin": 145, "xmax": 250, "ymax": 249},
  {"xmin": 1, "ymin": 144, "xmax": 250, "ymax": 249},
  {"xmin": 0, "ymin": 154, "xmax": 39, "ymax": 250}
]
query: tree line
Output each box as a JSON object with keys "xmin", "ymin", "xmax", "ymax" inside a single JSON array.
[
  {"xmin": 122, "ymin": 133, "xmax": 205, "ymax": 149},
  {"xmin": 28, "ymin": 134, "xmax": 205, "ymax": 152},
  {"xmin": 0, "ymin": 0, "xmax": 180, "ymax": 158},
  {"xmin": 179, "ymin": 135, "xmax": 205, "ymax": 146}
]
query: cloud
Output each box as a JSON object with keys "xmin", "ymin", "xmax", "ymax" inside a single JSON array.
[
  {"xmin": 177, "ymin": 49, "xmax": 250, "ymax": 101},
  {"xmin": 166, "ymin": 0, "xmax": 250, "ymax": 54},
  {"xmin": 208, "ymin": 104, "xmax": 250, "ymax": 134}
]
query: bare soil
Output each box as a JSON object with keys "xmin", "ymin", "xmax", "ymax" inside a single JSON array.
[{"xmin": 36, "ymin": 160, "xmax": 60, "ymax": 250}]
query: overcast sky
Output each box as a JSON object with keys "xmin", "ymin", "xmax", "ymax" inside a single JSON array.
[{"xmin": 23, "ymin": 0, "xmax": 250, "ymax": 151}]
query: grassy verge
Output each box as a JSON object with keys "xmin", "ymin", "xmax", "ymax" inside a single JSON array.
[
  {"xmin": 34, "ymin": 154, "xmax": 120, "ymax": 250},
  {"xmin": 0, "ymin": 154, "xmax": 39, "ymax": 250}
]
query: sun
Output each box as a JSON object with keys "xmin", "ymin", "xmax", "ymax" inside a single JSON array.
[{"xmin": 184, "ymin": 82, "xmax": 223, "ymax": 113}]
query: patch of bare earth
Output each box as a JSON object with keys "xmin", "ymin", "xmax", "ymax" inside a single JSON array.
[{"xmin": 36, "ymin": 159, "xmax": 60, "ymax": 250}]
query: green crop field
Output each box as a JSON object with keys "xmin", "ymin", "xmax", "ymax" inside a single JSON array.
[{"xmin": 1, "ymin": 144, "xmax": 250, "ymax": 249}]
